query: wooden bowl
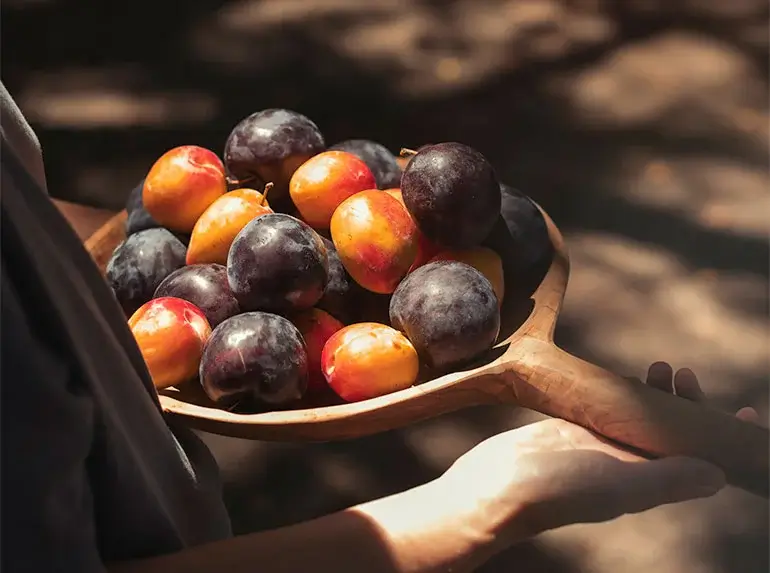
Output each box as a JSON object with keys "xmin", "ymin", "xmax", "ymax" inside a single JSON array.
[{"xmin": 86, "ymin": 205, "xmax": 769, "ymax": 497}]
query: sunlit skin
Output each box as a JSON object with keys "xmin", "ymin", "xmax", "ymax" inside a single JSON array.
[
  {"xmin": 291, "ymin": 308, "xmax": 345, "ymax": 394},
  {"xmin": 383, "ymin": 187, "xmax": 442, "ymax": 272},
  {"xmin": 186, "ymin": 187, "xmax": 273, "ymax": 265},
  {"xmin": 321, "ymin": 322, "xmax": 419, "ymax": 402},
  {"xmin": 429, "ymin": 246, "xmax": 505, "ymax": 307},
  {"xmin": 128, "ymin": 297, "xmax": 212, "ymax": 390},
  {"xmin": 143, "ymin": 145, "xmax": 227, "ymax": 233},
  {"xmin": 289, "ymin": 150, "xmax": 377, "ymax": 229},
  {"xmin": 330, "ymin": 190, "xmax": 418, "ymax": 294}
]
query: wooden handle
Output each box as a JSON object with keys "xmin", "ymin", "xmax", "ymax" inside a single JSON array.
[{"xmin": 505, "ymin": 337, "xmax": 769, "ymax": 497}]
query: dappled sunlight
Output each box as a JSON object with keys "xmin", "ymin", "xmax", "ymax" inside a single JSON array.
[
  {"xmin": 190, "ymin": 0, "xmax": 617, "ymax": 97},
  {"xmin": 618, "ymin": 155, "xmax": 770, "ymax": 239},
  {"xmin": 563, "ymin": 231, "xmax": 767, "ymax": 406},
  {"xmin": 18, "ymin": 67, "xmax": 218, "ymax": 128},
  {"xmin": 560, "ymin": 32, "xmax": 765, "ymax": 131},
  {"xmin": 3, "ymin": 0, "xmax": 768, "ymax": 570}
]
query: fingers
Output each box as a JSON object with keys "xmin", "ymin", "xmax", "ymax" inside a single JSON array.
[
  {"xmin": 646, "ymin": 363, "xmax": 708, "ymax": 403},
  {"xmin": 673, "ymin": 368, "xmax": 706, "ymax": 402},
  {"xmin": 646, "ymin": 362, "xmax": 673, "ymax": 393},
  {"xmin": 517, "ymin": 451, "xmax": 726, "ymax": 533},
  {"xmin": 604, "ymin": 456, "xmax": 726, "ymax": 518}
]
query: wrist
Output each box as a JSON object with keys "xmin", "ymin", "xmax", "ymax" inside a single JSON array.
[{"xmin": 351, "ymin": 478, "xmax": 500, "ymax": 573}]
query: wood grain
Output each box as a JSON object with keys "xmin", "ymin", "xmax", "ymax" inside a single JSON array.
[{"xmin": 85, "ymin": 205, "xmax": 769, "ymax": 497}]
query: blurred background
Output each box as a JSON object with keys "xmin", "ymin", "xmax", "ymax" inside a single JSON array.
[{"xmin": 3, "ymin": 0, "xmax": 768, "ymax": 570}]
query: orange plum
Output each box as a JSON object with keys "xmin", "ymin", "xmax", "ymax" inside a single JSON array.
[
  {"xmin": 289, "ymin": 150, "xmax": 376, "ymax": 229},
  {"xmin": 429, "ymin": 246, "xmax": 505, "ymax": 306},
  {"xmin": 291, "ymin": 308, "xmax": 345, "ymax": 395},
  {"xmin": 321, "ymin": 322, "xmax": 419, "ymax": 402},
  {"xmin": 143, "ymin": 145, "xmax": 227, "ymax": 233},
  {"xmin": 128, "ymin": 297, "xmax": 212, "ymax": 390},
  {"xmin": 382, "ymin": 188, "xmax": 442, "ymax": 273},
  {"xmin": 186, "ymin": 186, "xmax": 273, "ymax": 265},
  {"xmin": 330, "ymin": 189, "xmax": 418, "ymax": 294}
]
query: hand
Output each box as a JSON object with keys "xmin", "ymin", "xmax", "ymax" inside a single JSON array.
[{"xmin": 436, "ymin": 363, "xmax": 757, "ymax": 549}]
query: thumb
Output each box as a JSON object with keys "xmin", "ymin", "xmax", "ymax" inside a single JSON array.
[{"xmin": 607, "ymin": 456, "xmax": 726, "ymax": 516}]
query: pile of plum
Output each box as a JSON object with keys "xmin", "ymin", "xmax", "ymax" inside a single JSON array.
[{"xmin": 106, "ymin": 109, "xmax": 552, "ymax": 413}]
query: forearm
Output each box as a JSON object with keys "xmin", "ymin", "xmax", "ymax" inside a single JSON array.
[{"xmin": 108, "ymin": 479, "xmax": 499, "ymax": 573}]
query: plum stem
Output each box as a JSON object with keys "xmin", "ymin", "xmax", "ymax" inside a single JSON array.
[
  {"xmin": 261, "ymin": 182, "xmax": 274, "ymax": 206},
  {"xmin": 226, "ymin": 174, "xmax": 259, "ymax": 188},
  {"xmin": 399, "ymin": 148, "xmax": 418, "ymax": 158}
]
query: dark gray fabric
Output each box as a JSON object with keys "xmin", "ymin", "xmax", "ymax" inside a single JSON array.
[{"xmin": 1, "ymin": 83, "xmax": 232, "ymax": 573}]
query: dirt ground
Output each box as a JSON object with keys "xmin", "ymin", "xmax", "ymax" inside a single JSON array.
[{"xmin": 3, "ymin": 0, "xmax": 768, "ymax": 570}]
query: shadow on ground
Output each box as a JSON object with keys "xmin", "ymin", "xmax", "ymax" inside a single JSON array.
[{"xmin": 3, "ymin": 0, "xmax": 768, "ymax": 571}]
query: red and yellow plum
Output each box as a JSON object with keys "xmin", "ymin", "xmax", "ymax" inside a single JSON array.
[
  {"xmin": 330, "ymin": 189, "xmax": 418, "ymax": 294},
  {"xmin": 382, "ymin": 188, "xmax": 442, "ymax": 272},
  {"xmin": 291, "ymin": 308, "xmax": 345, "ymax": 395},
  {"xmin": 289, "ymin": 150, "xmax": 377, "ymax": 229},
  {"xmin": 128, "ymin": 297, "xmax": 212, "ymax": 390},
  {"xmin": 330, "ymin": 139, "xmax": 402, "ymax": 189},
  {"xmin": 321, "ymin": 322, "xmax": 419, "ymax": 402},
  {"xmin": 142, "ymin": 145, "xmax": 227, "ymax": 233}
]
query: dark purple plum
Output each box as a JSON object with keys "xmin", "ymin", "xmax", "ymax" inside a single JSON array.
[
  {"xmin": 227, "ymin": 213, "xmax": 329, "ymax": 314},
  {"xmin": 223, "ymin": 109, "xmax": 325, "ymax": 212},
  {"xmin": 125, "ymin": 179, "xmax": 160, "ymax": 236},
  {"xmin": 154, "ymin": 263, "xmax": 240, "ymax": 328},
  {"xmin": 401, "ymin": 142, "xmax": 501, "ymax": 249},
  {"xmin": 124, "ymin": 178, "xmax": 190, "ymax": 245},
  {"xmin": 106, "ymin": 228, "xmax": 187, "ymax": 316},
  {"xmin": 483, "ymin": 184, "xmax": 553, "ymax": 297},
  {"xmin": 330, "ymin": 139, "xmax": 402, "ymax": 189},
  {"xmin": 316, "ymin": 236, "xmax": 362, "ymax": 324},
  {"xmin": 389, "ymin": 260, "xmax": 500, "ymax": 370},
  {"xmin": 199, "ymin": 312, "xmax": 308, "ymax": 409}
]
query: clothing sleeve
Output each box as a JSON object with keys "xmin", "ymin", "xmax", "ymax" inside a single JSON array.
[{"xmin": 1, "ymin": 270, "xmax": 106, "ymax": 573}]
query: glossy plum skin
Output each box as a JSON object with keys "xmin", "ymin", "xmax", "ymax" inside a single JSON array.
[
  {"xmin": 125, "ymin": 179, "xmax": 161, "ymax": 236},
  {"xmin": 128, "ymin": 297, "xmax": 212, "ymax": 390},
  {"xmin": 154, "ymin": 263, "xmax": 240, "ymax": 328},
  {"xmin": 330, "ymin": 139, "xmax": 402, "ymax": 189},
  {"xmin": 317, "ymin": 237, "xmax": 362, "ymax": 324},
  {"xmin": 389, "ymin": 261, "xmax": 500, "ymax": 370},
  {"xmin": 186, "ymin": 188, "xmax": 272, "ymax": 265},
  {"xmin": 428, "ymin": 246, "xmax": 504, "ymax": 307},
  {"xmin": 330, "ymin": 189, "xmax": 418, "ymax": 294},
  {"xmin": 401, "ymin": 142, "xmax": 501, "ymax": 249},
  {"xmin": 227, "ymin": 213, "xmax": 329, "ymax": 314},
  {"xmin": 289, "ymin": 150, "xmax": 377, "ymax": 229},
  {"xmin": 291, "ymin": 308, "xmax": 344, "ymax": 394},
  {"xmin": 199, "ymin": 312, "xmax": 309, "ymax": 409},
  {"xmin": 143, "ymin": 145, "xmax": 227, "ymax": 233},
  {"xmin": 321, "ymin": 322, "xmax": 419, "ymax": 402},
  {"xmin": 483, "ymin": 184, "xmax": 553, "ymax": 296},
  {"xmin": 223, "ymin": 109, "xmax": 325, "ymax": 211},
  {"xmin": 106, "ymin": 228, "xmax": 187, "ymax": 316}
]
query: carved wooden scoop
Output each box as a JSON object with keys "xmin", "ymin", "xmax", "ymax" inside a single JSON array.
[{"xmin": 86, "ymin": 206, "xmax": 769, "ymax": 497}]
